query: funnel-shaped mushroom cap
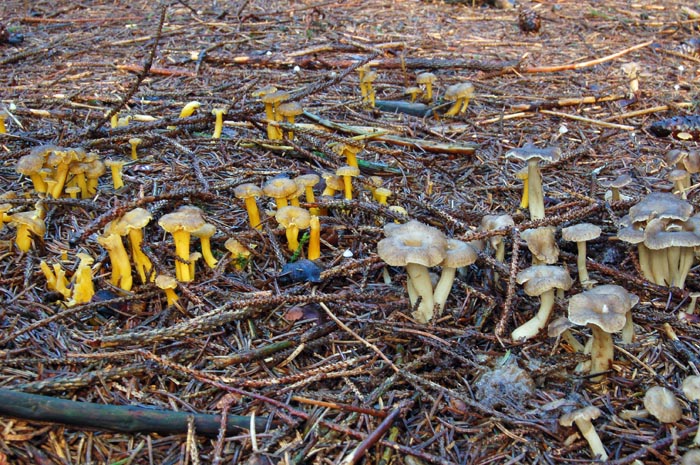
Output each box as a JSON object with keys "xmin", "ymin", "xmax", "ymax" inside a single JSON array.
[
  {"xmin": 559, "ymin": 405, "xmax": 601, "ymax": 427},
  {"xmin": 644, "ymin": 386, "xmax": 682, "ymax": 423},
  {"xmin": 10, "ymin": 211, "xmax": 46, "ymax": 236},
  {"xmin": 562, "ymin": 223, "xmax": 602, "ymax": 243},
  {"xmin": 112, "ymin": 208, "xmax": 152, "ymax": 234},
  {"xmin": 378, "ymin": 220, "xmax": 447, "ymax": 267},
  {"xmin": 628, "ymin": 192, "xmax": 693, "ymax": 223},
  {"xmin": 275, "ymin": 206, "xmax": 311, "ymax": 229},
  {"xmin": 234, "ymin": 183, "xmax": 262, "ymax": 199},
  {"xmin": 506, "ymin": 143, "xmax": 561, "ymax": 163},
  {"xmin": 567, "ymin": 285, "xmax": 636, "ymax": 333},
  {"xmin": 522, "ymin": 227, "xmax": 559, "ymax": 264},
  {"xmin": 644, "ymin": 217, "xmax": 700, "ymax": 250},
  {"xmin": 481, "ymin": 214, "xmax": 514, "ymax": 248},
  {"xmin": 683, "ymin": 376, "xmax": 700, "ymax": 401},
  {"xmin": 158, "ymin": 206, "xmax": 206, "ymax": 234},
  {"xmin": 263, "ymin": 177, "xmax": 297, "ymax": 199},
  {"xmin": 601, "ymin": 174, "xmax": 632, "ymax": 189},
  {"xmin": 516, "ymin": 265, "xmax": 572, "ymax": 296},
  {"xmin": 444, "ymin": 82, "xmax": 474, "ymax": 100},
  {"xmin": 441, "ymin": 239, "xmax": 478, "ymax": 268}
]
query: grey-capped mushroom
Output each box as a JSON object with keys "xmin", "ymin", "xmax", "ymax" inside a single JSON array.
[
  {"xmin": 433, "ymin": 239, "xmax": 478, "ymax": 315},
  {"xmin": 683, "ymin": 375, "xmax": 700, "ymax": 445},
  {"xmin": 559, "ymin": 406, "xmax": 608, "ymax": 461},
  {"xmin": 561, "ymin": 223, "xmax": 602, "ymax": 288},
  {"xmin": 505, "ymin": 144, "xmax": 561, "ymax": 221},
  {"xmin": 511, "ymin": 265, "xmax": 572, "ymax": 341}
]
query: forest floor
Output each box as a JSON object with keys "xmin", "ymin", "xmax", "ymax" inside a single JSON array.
[{"xmin": 1, "ymin": 0, "xmax": 700, "ymax": 464}]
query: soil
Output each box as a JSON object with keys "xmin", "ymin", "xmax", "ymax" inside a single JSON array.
[{"xmin": 1, "ymin": 0, "xmax": 700, "ymax": 464}]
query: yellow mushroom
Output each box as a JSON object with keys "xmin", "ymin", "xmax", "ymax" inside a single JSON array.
[
  {"xmin": 155, "ymin": 274, "xmax": 179, "ymax": 307},
  {"xmin": 234, "ymin": 183, "xmax": 263, "ymax": 230},
  {"xmin": 10, "ymin": 208, "xmax": 46, "ymax": 252},
  {"xmin": 263, "ymin": 177, "xmax": 297, "ymax": 209},
  {"xmin": 112, "ymin": 208, "xmax": 153, "ymax": 284},
  {"xmin": 128, "ymin": 138, "xmax": 142, "ymax": 160},
  {"xmin": 336, "ymin": 165, "xmax": 360, "ymax": 200},
  {"xmin": 158, "ymin": 206, "xmax": 206, "ymax": 282},
  {"xmin": 179, "ymin": 101, "xmax": 202, "ymax": 118},
  {"xmin": 443, "ymin": 83, "xmax": 474, "ymax": 117},
  {"xmin": 70, "ymin": 253, "xmax": 95, "ymax": 305},
  {"xmin": 416, "ymin": 72, "xmax": 437, "ymax": 103},
  {"xmin": 224, "ymin": 238, "xmax": 251, "ymax": 270},
  {"xmin": 275, "ymin": 206, "xmax": 311, "ymax": 252},
  {"xmin": 277, "ymin": 102, "xmax": 303, "ymax": 139},
  {"xmin": 97, "ymin": 225, "xmax": 133, "ymax": 291},
  {"xmin": 374, "ymin": 187, "xmax": 392, "ymax": 205},
  {"xmin": 193, "ymin": 222, "xmax": 218, "ymax": 269},
  {"xmin": 0, "ymin": 110, "xmax": 8, "ymax": 133},
  {"xmin": 212, "ymin": 108, "xmax": 227, "ymax": 139},
  {"xmin": 105, "ymin": 159, "xmax": 126, "ymax": 190}
]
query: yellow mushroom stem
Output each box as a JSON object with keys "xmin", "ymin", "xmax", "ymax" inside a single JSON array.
[
  {"xmin": 99, "ymin": 233, "xmax": 133, "ymax": 291},
  {"xmin": 199, "ymin": 235, "xmax": 217, "ymax": 269},
  {"xmin": 444, "ymin": 97, "xmax": 466, "ymax": 118},
  {"xmin": 129, "ymin": 139, "xmax": 141, "ymax": 160},
  {"xmin": 51, "ymin": 162, "xmax": 71, "ymax": 199},
  {"xmin": 274, "ymin": 196, "xmax": 289, "ymax": 209},
  {"xmin": 243, "ymin": 197, "xmax": 262, "ymax": 230},
  {"xmin": 53, "ymin": 263, "xmax": 71, "ymax": 299},
  {"xmin": 40, "ymin": 261, "xmax": 57, "ymax": 290},
  {"xmin": 28, "ymin": 174, "xmax": 47, "ymax": 194},
  {"xmin": 15, "ymin": 224, "xmax": 35, "ymax": 252},
  {"xmin": 110, "ymin": 114, "xmax": 118, "ymax": 128},
  {"xmin": 71, "ymin": 254, "xmax": 95, "ymax": 304},
  {"xmin": 107, "ymin": 161, "xmax": 125, "ymax": 190},
  {"xmin": 285, "ymin": 223, "xmax": 301, "ymax": 252},
  {"xmin": 309, "ymin": 216, "xmax": 321, "ymax": 260},
  {"xmin": 341, "ymin": 175, "xmax": 353, "ymax": 200},
  {"xmin": 163, "ymin": 286, "xmax": 179, "ymax": 306},
  {"xmin": 171, "ymin": 231, "xmax": 192, "ymax": 282},
  {"xmin": 0, "ymin": 114, "xmax": 6, "ymax": 133},
  {"xmin": 129, "ymin": 228, "xmax": 153, "ymax": 283},
  {"xmin": 179, "ymin": 101, "xmax": 201, "ymax": 118},
  {"xmin": 212, "ymin": 109, "xmax": 226, "ymax": 139}
]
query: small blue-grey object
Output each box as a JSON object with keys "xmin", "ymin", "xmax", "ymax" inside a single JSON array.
[{"xmin": 279, "ymin": 259, "xmax": 322, "ymax": 284}]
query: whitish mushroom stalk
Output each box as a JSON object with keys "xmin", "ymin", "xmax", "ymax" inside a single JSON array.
[
  {"xmin": 511, "ymin": 265, "xmax": 572, "ymax": 341},
  {"xmin": 559, "ymin": 406, "xmax": 608, "ymax": 461}
]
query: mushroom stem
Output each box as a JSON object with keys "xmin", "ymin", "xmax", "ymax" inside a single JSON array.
[
  {"xmin": 576, "ymin": 241, "xmax": 591, "ymax": 286},
  {"xmin": 172, "ymin": 231, "xmax": 192, "ymax": 282},
  {"xmin": 511, "ymin": 288, "xmax": 555, "ymax": 341},
  {"xmin": 308, "ymin": 216, "xmax": 321, "ymax": 260},
  {"xmin": 676, "ymin": 247, "xmax": 694, "ymax": 288},
  {"xmin": 573, "ymin": 417, "xmax": 609, "ymax": 461},
  {"xmin": 621, "ymin": 311, "xmax": 634, "ymax": 344},
  {"xmin": 589, "ymin": 323, "xmax": 614, "ymax": 382},
  {"xmin": 433, "ymin": 266, "xmax": 457, "ymax": 315},
  {"xmin": 244, "ymin": 197, "xmax": 262, "ymax": 230},
  {"xmin": 15, "ymin": 224, "xmax": 34, "ymax": 252},
  {"xmin": 129, "ymin": 228, "xmax": 153, "ymax": 284},
  {"xmin": 341, "ymin": 175, "xmax": 353, "ymax": 200},
  {"xmin": 212, "ymin": 109, "xmax": 226, "ymax": 139},
  {"xmin": 405, "ymin": 263, "xmax": 435, "ymax": 323},
  {"xmin": 285, "ymin": 224, "xmax": 300, "ymax": 252},
  {"xmin": 636, "ymin": 243, "xmax": 654, "ymax": 282},
  {"xmin": 527, "ymin": 159, "xmax": 545, "ymax": 221}
]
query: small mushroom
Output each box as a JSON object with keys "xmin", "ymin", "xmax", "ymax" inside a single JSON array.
[
  {"xmin": 443, "ymin": 83, "xmax": 474, "ymax": 117},
  {"xmin": 416, "ymin": 72, "xmax": 437, "ymax": 103},
  {"xmin": 511, "ymin": 265, "xmax": 572, "ymax": 341},
  {"xmin": 277, "ymin": 102, "xmax": 303, "ymax": 139},
  {"xmin": 336, "ymin": 165, "xmax": 360, "ymax": 200},
  {"xmin": 264, "ymin": 177, "xmax": 297, "ymax": 209},
  {"xmin": 521, "ymin": 226, "xmax": 559, "ymax": 265},
  {"xmin": 561, "ymin": 223, "xmax": 602, "ymax": 288},
  {"xmin": 128, "ymin": 137, "xmax": 142, "ymax": 160},
  {"xmin": 601, "ymin": 174, "xmax": 632, "ymax": 202},
  {"xmin": 433, "ymin": 239, "xmax": 478, "ymax": 315},
  {"xmin": 621, "ymin": 62, "xmax": 640, "ymax": 99},
  {"xmin": 193, "ymin": 222, "xmax": 218, "ymax": 269},
  {"xmin": 70, "ymin": 253, "xmax": 95, "ymax": 305},
  {"xmin": 97, "ymin": 225, "xmax": 133, "ymax": 291},
  {"xmin": 211, "ymin": 108, "xmax": 227, "ymax": 139},
  {"xmin": 275, "ymin": 206, "xmax": 311, "ymax": 252},
  {"xmin": 559, "ymin": 406, "xmax": 608, "ymax": 461},
  {"xmin": 155, "ymin": 274, "xmax": 179, "ymax": 307},
  {"xmin": 567, "ymin": 285, "xmax": 638, "ymax": 381},
  {"xmin": 506, "ymin": 144, "xmax": 561, "ymax": 221},
  {"xmin": 378, "ymin": 220, "xmax": 447, "ymax": 323},
  {"xmin": 224, "ymin": 238, "xmax": 251, "ymax": 271},
  {"xmin": 234, "ymin": 183, "xmax": 263, "ymax": 230},
  {"xmin": 644, "ymin": 386, "xmax": 682, "ymax": 424},
  {"xmin": 308, "ymin": 215, "xmax": 321, "ymax": 260},
  {"xmin": 16, "ymin": 150, "xmax": 48, "ymax": 194},
  {"xmin": 112, "ymin": 208, "xmax": 153, "ymax": 284},
  {"xmin": 105, "ymin": 159, "xmax": 126, "ymax": 190},
  {"xmin": 158, "ymin": 206, "xmax": 206, "ymax": 282},
  {"xmin": 360, "ymin": 70, "xmax": 378, "ymax": 107},
  {"xmin": 9, "ymin": 208, "xmax": 46, "ymax": 253},
  {"xmin": 682, "ymin": 375, "xmax": 700, "ymax": 445}
]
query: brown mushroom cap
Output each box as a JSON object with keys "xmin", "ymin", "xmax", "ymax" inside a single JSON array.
[
  {"xmin": 224, "ymin": 238, "xmax": 250, "ymax": 257},
  {"xmin": 322, "ymin": 173, "xmax": 344, "ymax": 192},
  {"xmin": 441, "ymin": 239, "xmax": 478, "ymax": 268},
  {"xmin": 16, "ymin": 153, "xmax": 45, "ymax": 176},
  {"xmin": 416, "ymin": 72, "xmax": 436, "ymax": 85},
  {"xmin": 682, "ymin": 375, "xmax": 700, "ymax": 401},
  {"xmin": 521, "ymin": 226, "xmax": 559, "ymax": 264},
  {"xmin": 444, "ymin": 82, "xmax": 474, "ymax": 100},
  {"xmin": 234, "ymin": 183, "xmax": 263, "ymax": 199},
  {"xmin": 260, "ymin": 90, "xmax": 290, "ymax": 105},
  {"xmin": 666, "ymin": 149, "xmax": 687, "ymax": 167},
  {"xmin": 295, "ymin": 174, "xmax": 320, "ymax": 189},
  {"xmin": 336, "ymin": 165, "xmax": 360, "ymax": 178},
  {"xmin": 112, "ymin": 207, "xmax": 152, "ymax": 234},
  {"xmin": 278, "ymin": 102, "xmax": 304, "ymax": 118},
  {"xmin": 263, "ymin": 178, "xmax": 297, "ymax": 200},
  {"xmin": 377, "ymin": 220, "xmax": 447, "ymax": 267},
  {"xmin": 628, "ymin": 192, "xmax": 693, "ymax": 224},
  {"xmin": 644, "ymin": 217, "xmax": 700, "ymax": 250},
  {"xmin": 275, "ymin": 206, "xmax": 311, "ymax": 229},
  {"xmin": 158, "ymin": 206, "xmax": 206, "ymax": 234},
  {"xmin": 559, "ymin": 405, "xmax": 602, "ymax": 427},
  {"xmin": 562, "ymin": 223, "xmax": 602, "ymax": 243},
  {"xmin": 643, "ymin": 386, "xmax": 682, "ymax": 423},
  {"xmin": 516, "ymin": 265, "xmax": 572, "ymax": 296},
  {"xmin": 251, "ymin": 85, "xmax": 277, "ymax": 98},
  {"xmin": 10, "ymin": 211, "xmax": 46, "ymax": 236},
  {"xmin": 567, "ymin": 285, "xmax": 634, "ymax": 333}
]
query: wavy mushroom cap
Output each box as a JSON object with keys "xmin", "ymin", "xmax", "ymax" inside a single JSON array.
[
  {"xmin": 628, "ymin": 192, "xmax": 693, "ymax": 224},
  {"xmin": 643, "ymin": 217, "xmax": 700, "ymax": 250},
  {"xmin": 378, "ymin": 220, "xmax": 447, "ymax": 267},
  {"xmin": 158, "ymin": 206, "xmax": 206, "ymax": 234},
  {"xmin": 567, "ymin": 285, "xmax": 637, "ymax": 333},
  {"xmin": 516, "ymin": 265, "xmax": 572, "ymax": 297},
  {"xmin": 562, "ymin": 223, "xmax": 602, "ymax": 243},
  {"xmin": 234, "ymin": 183, "xmax": 262, "ymax": 199},
  {"xmin": 275, "ymin": 206, "xmax": 311, "ymax": 229},
  {"xmin": 506, "ymin": 143, "xmax": 561, "ymax": 164},
  {"xmin": 521, "ymin": 227, "xmax": 559, "ymax": 264},
  {"xmin": 442, "ymin": 239, "xmax": 478, "ymax": 268},
  {"xmin": 559, "ymin": 405, "xmax": 601, "ymax": 427},
  {"xmin": 263, "ymin": 177, "xmax": 297, "ymax": 199},
  {"xmin": 644, "ymin": 386, "xmax": 682, "ymax": 423}
]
